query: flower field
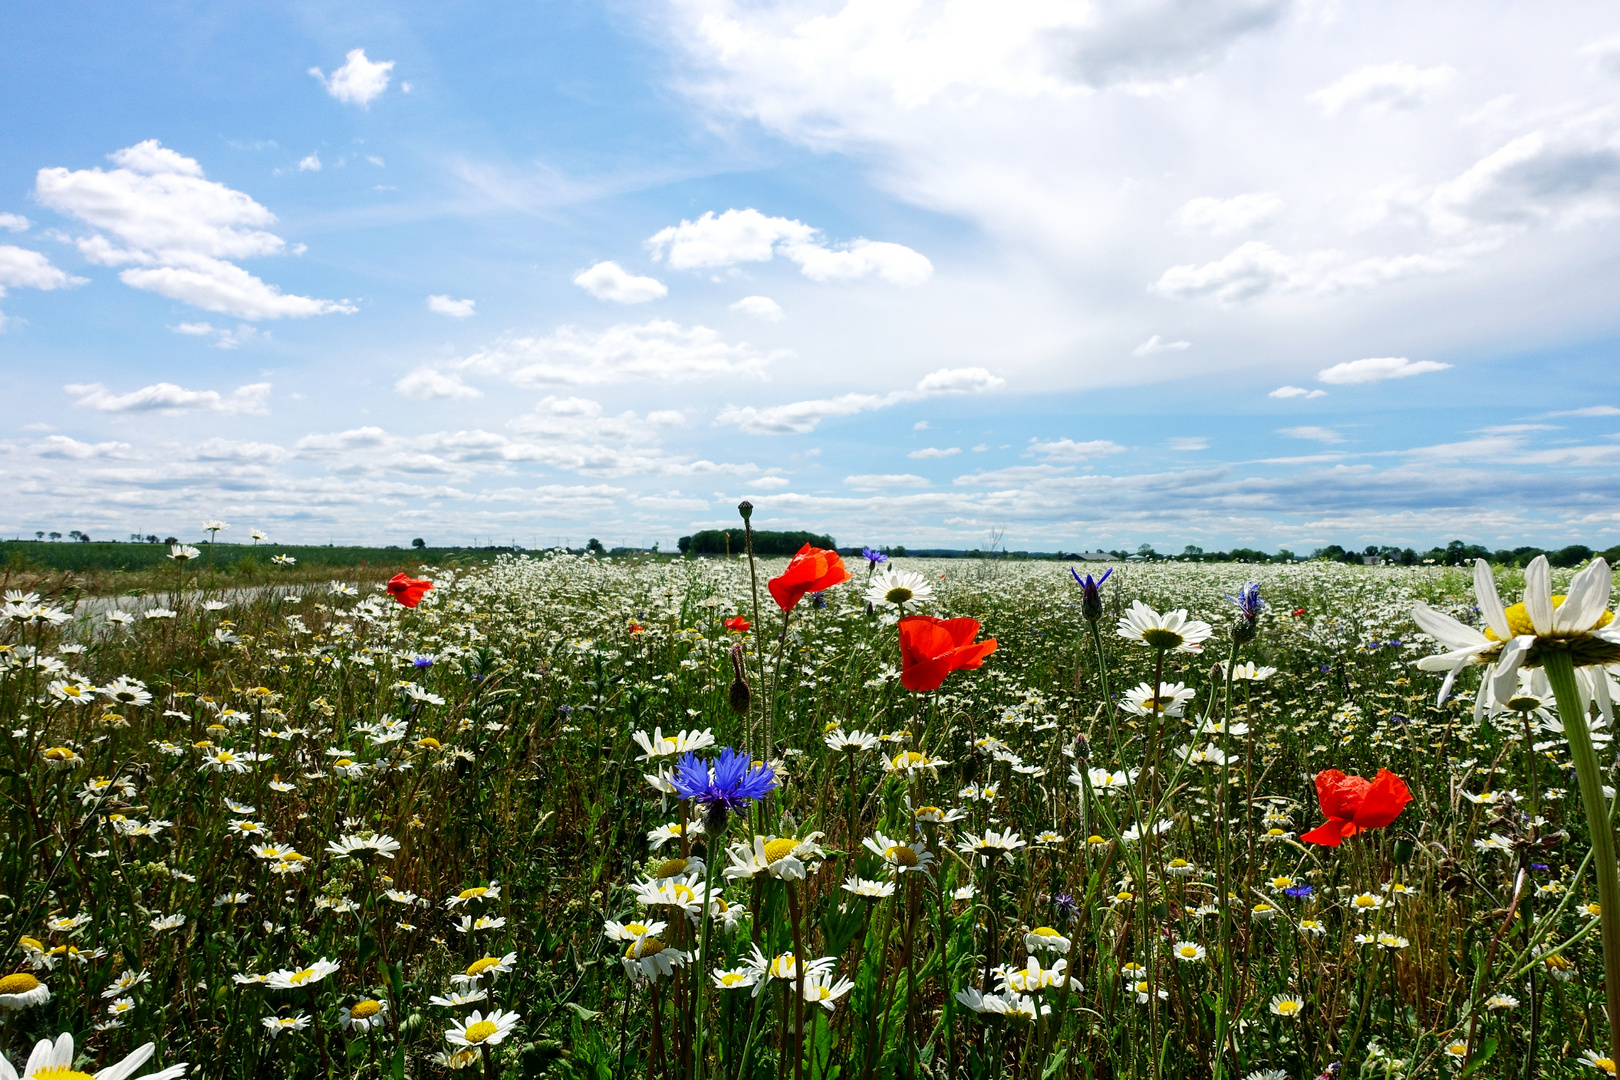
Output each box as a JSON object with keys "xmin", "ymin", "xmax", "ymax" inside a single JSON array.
[{"xmin": 3, "ymin": 543, "xmax": 1619, "ymax": 1080}]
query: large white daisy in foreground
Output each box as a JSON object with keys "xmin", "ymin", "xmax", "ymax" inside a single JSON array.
[
  {"xmin": 1413, "ymin": 557, "xmax": 1620, "ymax": 706},
  {"xmin": 1117, "ymin": 601, "xmax": 1212, "ymax": 653},
  {"xmin": 3, "ymin": 1033, "xmax": 186, "ymax": 1080}
]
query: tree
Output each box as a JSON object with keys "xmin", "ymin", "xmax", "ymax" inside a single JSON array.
[
  {"xmin": 1183, "ymin": 545, "xmax": 1204, "ymax": 557},
  {"xmin": 34, "ymin": 531, "xmax": 43, "ymax": 541},
  {"xmin": 78, "ymin": 532, "xmax": 91, "ymax": 542},
  {"xmin": 586, "ymin": 538, "xmax": 606, "ymax": 556},
  {"xmin": 411, "ymin": 538, "xmax": 426, "ymax": 549},
  {"xmin": 48, "ymin": 532, "xmax": 61, "ymax": 541},
  {"xmin": 68, "ymin": 531, "xmax": 83, "ymax": 542}
]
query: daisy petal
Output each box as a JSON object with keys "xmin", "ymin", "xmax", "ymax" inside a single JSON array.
[
  {"xmin": 1556, "ymin": 558, "xmax": 1613, "ymax": 633},
  {"xmin": 1473, "ymin": 559, "xmax": 1512, "ymax": 641},
  {"xmin": 1524, "ymin": 556, "xmax": 1554, "ymax": 636}
]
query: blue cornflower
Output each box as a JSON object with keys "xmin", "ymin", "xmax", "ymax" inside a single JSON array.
[
  {"xmin": 862, "ymin": 547, "xmax": 889, "ymax": 569},
  {"xmin": 413, "ymin": 656, "xmax": 434, "ymax": 669},
  {"xmin": 1053, "ymin": 891, "xmax": 1078, "ymax": 923},
  {"xmin": 1531, "ymin": 862, "xmax": 1550, "ymax": 872},
  {"xmin": 1284, "ymin": 884, "xmax": 1314, "ymax": 899},
  {"xmin": 811, "ymin": 591, "xmax": 828, "ymax": 610},
  {"xmin": 1227, "ymin": 581, "xmax": 1264, "ymax": 621},
  {"xmin": 670, "ymin": 747, "xmax": 777, "ymax": 810},
  {"xmin": 1069, "ymin": 567, "xmax": 1112, "ymax": 623}
]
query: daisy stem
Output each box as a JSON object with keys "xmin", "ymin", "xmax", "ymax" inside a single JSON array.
[
  {"xmin": 693, "ymin": 835, "xmax": 723, "ymax": 1080},
  {"xmin": 1542, "ymin": 647, "xmax": 1620, "ymax": 1073}
]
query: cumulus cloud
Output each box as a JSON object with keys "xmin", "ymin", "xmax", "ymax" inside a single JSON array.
[
  {"xmin": 0, "ymin": 245, "xmax": 85, "ymax": 295},
  {"xmin": 32, "ymin": 435, "xmax": 132, "ymax": 459},
  {"xmin": 1539, "ymin": 405, "xmax": 1620, "ymax": 418},
  {"xmin": 458, "ymin": 320, "xmax": 777, "ymax": 387},
  {"xmin": 1170, "ymin": 193, "xmax": 1283, "ymax": 236},
  {"xmin": 1310, "ymin": 63, "xmax": 1455, "ymax": 116},
  {"xmin": 65, "ymin": 380, "xmax": 271, "ymax": 415},
  {"xmin": 298, "ymin": 153, "xmax": 322, "ymax": 172},
  {"xmin": 395, "ymin": 367, "xmax": 483, "ymax": 401},
  {"xmin": 427, "ymin": 295, "xmax": 477, "ymax": 318},
  {"xmin": 909, "ymin": 446, "xmax": 960, "ymax": 459},
  {"xmin": 1133, "ymin": 334, "xmax": 1191, "ymax": 356},
  {"xmin": 717, "ymin": 366, "xmax": 1003, "ymax": 435},
  {"xmin": 34, "ymin": 140, "xmax": 356, "ymax": 319},
  {"xmin": 1269, "ymin": 385, "xmax": 1326, "ymax": 399},
  {"xmin": 0, "ymin": 214, "xmax": 29, "ymax": 232},
  {"xmin": 1277, "ymin": 425, "xmax": 1344, "ymax": 443},
  {"xmin": 844, "ymin": 473, "xmax": 929, "ymax": 489},
  {"xmin": 1151, "ymin": 241, "xmax": 1456, "ymax": 304},
  {"xmin": 1169, "ymin": 436, "xmax": 1208, "ymax": 451},
  {"xmin": 508, "ymin": 396, "xmax": 683, "ymax": 444},
  {"xmin": 1317, "ymin": 356, "xmax": 1451, "ymax": 384},
  {"xmin": 1427, "ymin": 127, "xmax": 1620, "ymax": 234},
  {"xmin": 310, "ymin": 48, "xmax": 395, "ymax": 107},
  {"xmin": 573, "ymin": 261, "xmax": 668, "ymax": 303},
  {"xmin": 647, "ymin": 208, "xmax": 931, "ymax": 286},
  {"xmin": 1579, "ymin": 35, "xmax": 1620, "ymax": 78},
  {"xmin": 730, "ymin": 295, "xmax": 783, "ymax": 320},
  {"xmin": 1027, "ymin": 438, "xmax": 1127, "ymax": 462},
  {"xmin": 168, "ymin": 321, "xmax": 263, "ymax": 349}
]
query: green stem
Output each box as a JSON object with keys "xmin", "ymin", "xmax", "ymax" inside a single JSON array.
[
  {"xmin": 693, "ymin": 842, "xmax": 724, "ymax": 1080},
  {"xmin": 1542, "ymin": 648, "xmax": 1620, "ymax": 1072}
]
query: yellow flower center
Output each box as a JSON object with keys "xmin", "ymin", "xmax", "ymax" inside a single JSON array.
[
  {"xmin": 1141, "ymin": 627, "xmax": 1185, "ymax": 650},
  {"xmin": 656, "ymin": 859, "xmax": 689, "ymax": 879},
  {"xmin": 0, "ymin": 973, "xmax": 41, "ymax": 994},
  {"xmin": 1593, "ymin": 1057, "xmax": 1617, "ymax": 1074},
  {"xmin": 463, "ymin": 1020, "xmax": 498, "ymax": 1043},
  {"xmin": 626, "ymin": 937, "xmax": 666, "ymax": 959},
  {"xmin": 335, "ymin": 759, "xmax": 354, "ymax": 768},
  {"xmin": 1032, "ymin": 927, "xmax": 1060, "ymax": 938},
  {"xmin": 458, "ymin": 886, "xmax": 489, "ymax": 900},
  {"xmin": 885, "ymin": 586, "xmax": 914, "ymax": 605},
  {"xmin": 32, "ymin": 1068, "xmax": 95, "ymax": 1080},
  {"xmin": 466, "ymin": 957, "xmax": 503, "ymax": 977},
  {"xmin": 764, "ymin": 838, "xmax": 798, "ymax": 863},
  {"xmin": 824, "ymin": 722, "xmax": 841, "ymax": 733},
  {"xmin": 891, "ymin": 751, "xmax": 925, "ymax": 769},
  {"xmin": 916, "ymin": 805, "xmax": 942, "ymax": 818},
  {"xmin": 416, "ymin": 737, "xmax": 442, "ymax": 750},
  {"xmin": 719, "ymin": 972, "xmax": 748, "ymax": 986},
  {"xmin": 1276, "ymin": 1000, "xmax": 1301, "ymax": 1016},
  {"xmin": 43, "ymin": 747, "xmax": 74, "ymax": 761},
  {"xmin": 1178, "ymin": 946, "xmax": 1199, "ymax": 958},
  {"xmin": 1169, "ymin": 858, "xmax": 1189, "ymax": 869},
  {"xmin": 288, "ymin": 967, "xmax": 319, "ymax": 985},
  {"xmin": 1545, "ymin": 954, "xmax": 1573, "ymax": 970},
  {"xmin": 671, "ymin": 884, "xmax": 695, "ymax": 903},
  {"xmin": 1087, "ymin": 835, "xmax": 1106, "ymax": 845},
  {"xmin": 884, "ymin": 845, "xmax": 919, "ymax": 867},
  {"xmin": 349, "ymin": 999, "xmax": 382, "ymax": 1019},
  {"xmin": 1483, "ymin": 596, "xmax": 1614, "ymax": 640},
  {"xmin": 19, "ymin": 936, "xmax": 43, "ymax": 952},
  {"xmin": 1253, "ymin": 903, "xmax": 1274, "ymax": 913}
]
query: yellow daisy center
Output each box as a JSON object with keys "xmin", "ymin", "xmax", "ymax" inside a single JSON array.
[
  {"xmin": 719, "ymin": 972, "xmax": 748, "ymax": 986},
  {"xmin": 1276, "ymin": 1000, "xmax": 1301, "ymax": 1016},
  {"xmin": 33, "ymin": 1068, "xmax": 95, "ymax": 1080},
  {"xmin": 465, "ymin": 957, "xmax": 503, "ymax": 977},
  {"xmin": 335, "ymin": 759, "xmax": 354, "ymax": 768},
  {"xmin": 1169, "ymin": 858, "xmax": 1189, "ymax": 869},
  {"xmin": 416, "ymin": 737, "xmax": 441, "ymax": 750},
  {"xmin": 884, "ymin": 845, "xmax": 919, "ymax": 867},
  {"xmin": 458, "ymin": 887, "xmax": 489, "ymax": 900},
  {"xmin": 0, "ymin": 973, "xmax": 41, "ymax": 994},
  {"xmin": 43, "ymin": 747, "xmax": 74, "ymax": 761},
  {"xmin": 349, "ymin": 999, "xmax": 382, "ymax": 1019},
  {"xmin": 626, "ymin": 937, "xmax": 666, "ymax": 959},
  {"xmin": 1032, "ymin": 927, "xmax": 1060, "ymax": 938},
  {"xmin": 885, "ymin": 586, "xmax": 913, "ymax": 605},
  {"xmin": 1178, "ymin": 946, "xmax": 1200, "ymax": 958},
  {"xmin": 19, "ymin": 936, "xmax": 43, "ymax": 952},
  {"xmin": 1483, "ymin": 596, "xmax": 1614, "ymax": 640},
  {"xmin": 655, "ymin": 859, "xmax": 689, "ymax": 879},
  {"xmin": 1593, "ymin": 1057, "xmax": 1617, "ymax": 1073},
  {"xmin": 463, "ymin": 1020, "xmax": 498, "ymax": 1043},
  {"xmin": 288, "ymin": 967, "xmax": 320, "ymax": 985},
  {"xmin": 764, "ymin": 838, "xmax": 798, "ymax": 863}
]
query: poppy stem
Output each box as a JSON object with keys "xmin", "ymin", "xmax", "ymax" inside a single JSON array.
[{"xmin": 1542, "ymin": 647, "xmax": 1620, "ymax": 1074}]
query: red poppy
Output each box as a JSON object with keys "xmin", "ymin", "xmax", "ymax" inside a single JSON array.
[
  {"xmin": 628, "ymin": 623, "xmax": 644, "ymax": 635},
  {"xmin": 385, "ymin": 573, "xmax": 433, "ymax": 608},
  {"xmin": 767, "ymin": 544, "xmax": 851, "ymax": 611},
  {"xmin": 1292, "ymin": 607, "xmax": 1307, "ymax": 618},
  {"xmin": 898, "ymin": 616, "xmax": 998, "ymax": 692},
  {"xmin": 723, "ymin": 616, "xmax": 751, "ymax": 633},
  {"xmin": 1301, "ymin": 768, "xmax": 1412, "ymax": 846}
]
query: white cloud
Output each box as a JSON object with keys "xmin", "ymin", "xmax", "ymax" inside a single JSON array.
[
  {"xmin": 167, "ymin": 321, "xmax": 262, "ymax": 349},
  {"xmin": 1579, "ymin": 35, "xmax": 1620, "ymax": 77},
  {"xmin": 0, "ymin": 214, "xmax": 29, "ymax": 232},
  {"xmin": 0, "ymin": 245, "xmax": 85, "ymax": 295},
  {"xmin": 1277, "ymin": 425, "xmax": 1344, "ymax": 443},
  {"xmin": 310, "ymin": 48, "xmax": 394, "ymax": 107},
  {"xmin": 717, "ymin": 366, "xmax": 1002, "ymax": 435},
  {"xmin": 1310, "ymin": 63, "xmax": 1455, "ymax": 117},
  {"xmin": 1268, "ymin": 385, "xmax": 1326, "ymax": 399},
  {"xmin": 1317, "ymin": 356, "xmax": 1451, "ymax": 384},
  {"xmin": 1171, "ymin": 193, "xmax": 1283, "ymax": 236},
  {"xmin": 953, "ymin": 464, "xmax": 1074, "ymax": 486},
  {"xmin": 573, "ymin": 261, "xmax": 668, "ymax": 303},
  {"xmin": 427, "ymin": 295, "xmax": 477, "ymax": 318},
  {"xmin": 35, "ymin": 140, "xmax": 355, "ymax": 320},
  {"xmin": 298, "ymin": 153, "xmax": 322, "ymax": 173},
  {"xmin": 844, "ymin": 473, "xmax": 929, "ymax": 489},
  {"xmin": 394, "ymin": 367, "xmax": 483, "ymax": 401},
  {"xmin": 647, "ymin": 208, "xmax": 931, "ymax": 286},
  {"xmin": 1133, "ymin": 334, "xmax": 1191, "ymax": 356},
  {"xmin": 32, "ymin": 435, "xmax": 131, "ymax": 459},
  {"xmin": 1027, "ymin": 438, "xmax": 1127, "ymax": 462},
  {"xmin": 912, "ymin": 420, "xmax": 929, "ymax": 430},
  {"xmin": 508, "ymin": 396, "xmax": 675, "ymax": 444},
  {"xmin": 65, "ymin": 380, "xmax": 271, "ymax": 415},
  {"xmin": 1539, "ymin": 405, "xmax": 1620, "ymax": 418},
  {"xmin": 1169, "ymin": 436, "xmax": 1208, "ymax": 451},
  {"xmin": 747, "ymin": 476, "xmax": 791, "ymax": 490},
  {"xmin": 731, "ymin": 295, "xmax": 783, "ymax": 320},
  {"xmin": 909, "ymin": 446, "xmax": 960, "ymax": 460},
  {"xmin": 458, "ymin": 320, "xmax": 777, "ymax": 387},
  {"xmin": 1152, "ymin": 241, "xmax": 1457, "ymax": 304},
  {"xmin": 1427, "ymin": 127, "xmax": 1620, "ymax": 234}
]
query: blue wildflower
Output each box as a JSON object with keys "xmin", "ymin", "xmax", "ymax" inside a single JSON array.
[
  {"xmin": 1531, "ymin": 862, "xmax": 1550, "ymax": 872},
  {"xmin": 1284, "ymin": 884, "xmax": 1314, "ymax": 899},
  {"xmin": 413, "ymin": 656, "xmax": 434, "ymax": 669},
  {"xmin": 811, "ymin": 591, "xmax": 828, "ymax": 610},
  {"xmin": 862, "ymin": 547, "xmax": 889, "ymax": 570},
  {"xmin": 670, "ymin": 747, "xmax": 777, "ymax": 810},
  {"xmin": 1070, "ymin": 567, "xmax": 1112, "ymax": 623}
]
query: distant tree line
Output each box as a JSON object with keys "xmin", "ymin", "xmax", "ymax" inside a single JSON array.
[{"xmin": 678, "ymin": 530, "xmax": 836, "ymax": 556}]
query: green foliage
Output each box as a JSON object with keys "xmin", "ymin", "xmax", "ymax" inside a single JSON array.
[{"xmin": 678, "ymin": 529, "xmax": 836, "ymax": 556}]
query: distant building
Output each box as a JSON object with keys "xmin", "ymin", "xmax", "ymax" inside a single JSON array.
[{"xmin": 1073, "ymin": 551, "xmax": 1113, "ymax": 562}]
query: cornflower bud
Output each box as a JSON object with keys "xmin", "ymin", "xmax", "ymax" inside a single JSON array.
[{"xmin": 728, "ymin": 642, "xmax": 750, "ymax": 716}]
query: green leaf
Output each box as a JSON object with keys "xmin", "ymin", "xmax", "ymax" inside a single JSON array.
[
  {"xmin": 565, "ymin": 1001, "xmax": 601, "ymax": 1021},
  {"xmin": 1460, "ymin": 1037, "xmax": 1498, "ymax": 1077}
]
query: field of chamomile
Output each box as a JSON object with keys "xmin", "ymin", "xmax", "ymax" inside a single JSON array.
[{"xmin": 5, "ymin": 541, "xmax": 1620, "ymax": 1080}]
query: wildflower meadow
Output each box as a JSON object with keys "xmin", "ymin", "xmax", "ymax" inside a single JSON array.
[{"xmin": 6, "ymin": 519, "xmax": 1620, "ymax": 1080}]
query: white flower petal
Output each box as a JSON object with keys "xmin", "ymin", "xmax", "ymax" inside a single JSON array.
[
  {"xmin": 1473, "ymin": 559, "xmax": 1512, "ymax": 641},
  {"xmin": 1557, "ymin": 558, "xmax": 1613, "ymax": 633},
  {"xmin": 1524, "ymin": 556, "xmax": 1554, "ymax": 636},
  {"xmin": 1492, "ymin": 636, "xmax": 1536, "ymax": 704},
  {"xmin": 1412, "ymin": 602, "xmax": 1489, "ymax": 651}
]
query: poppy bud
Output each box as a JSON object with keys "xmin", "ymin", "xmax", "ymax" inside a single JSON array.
[
  {"xmin": 737, "ymin": 500, "xmax": 753, "ymax": 522},
  {"xmin": 728, "ymin": 642, "xmax": 750, "ymax": 716},
  {"xmin": 1392, "ymin": 838, "xmax": 1414, "ymax": 865},
  {"xmin": 1071, "ymin": 733, "xmax": 1090, "ymax": 763}
]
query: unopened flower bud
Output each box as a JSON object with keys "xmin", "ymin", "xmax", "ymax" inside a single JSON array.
[
  {"xmin": 1071, "ymin": 734, "xmax": 1090, "ymax": 763},
  {"xmin": 728, "ymin": 642, "xmax": 751, "ymax": 716},
  {"xmin": 704, "ymin": 801, "xmax": 730, "ymax": 837},
  {"xmin": 737, "ymin": 500, "xmax": 753, "ymax": 522}
]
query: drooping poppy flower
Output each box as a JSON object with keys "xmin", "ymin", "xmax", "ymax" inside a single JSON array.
[
  {"xmin": 385, "ymin": 573, "xmax": 433, "ymax": 608},
  {"xmin": 767, "ymin": 544, "xmax": 850, "ymax": 612},
  {"xmin": 628, "ymin": 623, "xmax": 644, "ymax": 635},
  {"xmin": 723, "ymin": 616, "xmax": 751, "ymax": 633},
  {"xmin": 898, "ymin": 616, "xmax": 997, "ymax": 692},
  {"xmin": 1301, "ymin": 768, "xmax": 1411, "ymax": 846}
]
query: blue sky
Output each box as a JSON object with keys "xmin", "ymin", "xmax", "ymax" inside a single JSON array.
[{"xmin": 4, "ymin": 0, "xmax": 1620, "ymax": 552}]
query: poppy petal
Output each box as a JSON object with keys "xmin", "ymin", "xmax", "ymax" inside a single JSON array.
[{"xmin": 1300, "ymin": 818, "xmax": 1351, "ymax": 846}]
